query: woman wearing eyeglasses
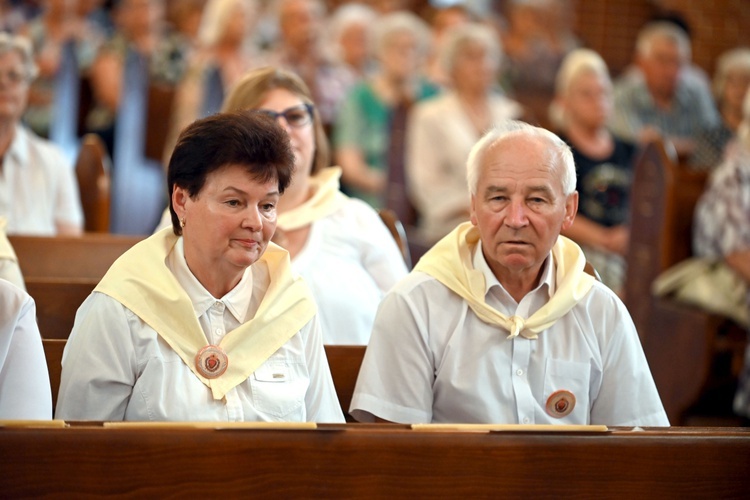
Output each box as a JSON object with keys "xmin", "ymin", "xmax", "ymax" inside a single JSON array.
[{"xmin": 221, "ymin": 66, "xmax": 408, "ymax": 345}]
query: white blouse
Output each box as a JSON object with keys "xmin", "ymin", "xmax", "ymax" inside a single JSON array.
[{"xmin": 55, "ymin": 239, "xmax": 344, "ymax": 423}]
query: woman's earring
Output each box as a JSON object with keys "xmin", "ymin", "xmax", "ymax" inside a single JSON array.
[{"xmin": 180, "ymin": 217, "xmax": 186, "ymax": 228}]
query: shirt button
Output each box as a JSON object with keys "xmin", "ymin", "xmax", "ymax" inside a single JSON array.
[
  {"xmin": 516, "ymin": 369, "xmax": 523, "ymax": 376},
  {"xmin": 523, "ymin": 417, "xmax": 530, "ymax": 424},
  {"xmin": 214, "ymin": 301, "xmax": 224, "ymax": 309},
  {"xmin": 215, "ymin": 328, "xmax": 223, "ymax": 335}
]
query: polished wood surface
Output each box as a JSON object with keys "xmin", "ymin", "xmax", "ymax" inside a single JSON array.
[
  {"xmin": 29, "ymin": 280, "xmax": 96, "ymax": 339},
  {"xmin": 324, "ymin": 345, "xmax": 366, "ymax": 422},
  {"xmin": 9, "ymin": 233, "xmax": 142, "ymax": 280},
  {"xmin": 75, "ymin": 133, "xmax": 112, "ymax": 233},
  {"xmin": 42, "ymin": 339, "xmax": 66, "ymax": 411},
  {"xmin": 0, "ymin": 425, "xmax": 748, "ymax": 497}
]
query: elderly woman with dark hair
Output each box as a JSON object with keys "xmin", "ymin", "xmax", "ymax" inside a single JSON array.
[{"xmin": 56, "ymin": 111, "xmax": 344, "ymax": 423}]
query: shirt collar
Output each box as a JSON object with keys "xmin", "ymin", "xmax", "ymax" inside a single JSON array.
[
  {"xmin": 167, "ymin": 237, "xmax": 254, "ymax": 323},
  {"xmin": 472, "ymin": 242, "xmax": 556, "ymax": 301},
  {"xmin": 6, "ymin": 124, "xmax": 28, "ymax": 165}
]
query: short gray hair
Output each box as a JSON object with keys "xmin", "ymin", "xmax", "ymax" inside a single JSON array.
[
  {"xmin": 326, "ymin": 3, "xmax": 378, "ymax": 62},
  {"xmin": 439, "ymin": 23, "xmax": 502, "ymax": 78},
  {"xmin": 197, "ymin": 0, "xmax": 258, "ymax": 48},
  {"xmin": 372, "ymin": 11, "xmax": 432, "ymax": 61},
  {"xmin": 466, "ymin": 121, "xmax": 576, "ymax": 196},
  {"xmin": 713, "ymin": 47, "xmax": 750, "ymax": 102},
  {"xmin": 0, "ymin": 33, "xmax": 38, "ymax": 82},
  {"xmin": 636, "ymin": 21, "xmax": 691, "ymax": 62}
]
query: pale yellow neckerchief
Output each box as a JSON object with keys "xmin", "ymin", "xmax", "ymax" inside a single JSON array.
[
  {"xmin": 414, "ymin": 222, "xmax": 595, "ymax": 339},
  {"xmin": 0, "ymin": 217, "xmax": 17, "ymax": 261},
  {"xmin": 94, "ymin": 227, "xmax": 316, "ymax": 400},
  {"xmin": 277, "ymin": 166, "xmax": 348, "ymax": 231}
]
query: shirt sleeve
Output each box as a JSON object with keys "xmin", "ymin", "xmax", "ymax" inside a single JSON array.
[
  {"xmin": 0, "ymin": 258, "xmax": 26, "ymax": 291},
  {"xmin": 0, "ymin": 286, "xmax": 52, "ymax": 420},
  {"xmin": 55, "ymin": 292, "xmax": 138, "ymax": 421},
  {"xmin": 589, "ymin": 290, "xmax": 670, "ymax": 426},
  {"xmin": 350, "ymin": 278, "xmax": 436, "ymax": 423},
  {"xmin": 54, "ymin": 150, "xmax": 84, "ymax": 229},
  {"xmin": 301, "ymin": 314, "xmax": 345, "ymax": 423}
]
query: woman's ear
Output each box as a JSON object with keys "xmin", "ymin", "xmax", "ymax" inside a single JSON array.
[{"xmin": 172, "ymin": 185, "xmax": 189, "ymax": 219}]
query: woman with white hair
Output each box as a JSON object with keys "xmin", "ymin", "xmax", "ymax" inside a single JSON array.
[
  {"xmin": 690, "ymin": 47, "xmax": 750, "ymax": 170},
  {"xmin": 406, "ymin": 23, "xmax": 522, "ymax": 244},
  {"xmin": 552, "ymin": 48, "xmax": 637, "ymax": 294},
  {"xmin": 693, "ymin": 88, "xmax": 750, "ymax": 423},
  {"xmin": 333, "ymin": 10, "xmax": 439, "ymax": 209},
  {"xmin": 0, "ymin": 33, "xmax": 83, "ymax": 236},
  {"xmin": 163, "ymin": 0, "xmax": 259, "ymax": 160},
  {"xmin": 325, "ymin": 2, "xmax": 378, "ymax": 81}
]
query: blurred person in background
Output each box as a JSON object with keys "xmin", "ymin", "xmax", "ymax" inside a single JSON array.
[
  {"xmin": 0, "ymin": 33, "xmax": 83, "ymax": 236},
  {"xmin": 325, "ymin": 2, "xmax": 378, "ymax": 83},
  {"xmin": 690, "ymin": 48, "xmax": 750, "ymax": 170},
  {"xmin": 551, "ymin": 48, "xmax": 636, "ymax": 295},
  {"xmin": 407, "ymin": 23, "xmax": 522, "ymax": 244},
  {"xmin": 334, "ymin": 11, "xmax": 438, "ymax": 210}
]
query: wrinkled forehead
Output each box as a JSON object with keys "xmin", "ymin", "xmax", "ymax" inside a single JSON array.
[{"xmin": 480, "ymin": 134, "xmax": 564, "ymax": 189}]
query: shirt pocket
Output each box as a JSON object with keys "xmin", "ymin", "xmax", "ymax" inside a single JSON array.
[
  {"xmin": 250, "ymin": 357, "xmax": 307, "ymax": 419},
  {"xmin": 542, "ymin": 358, "xmax": 591, "ymax": 424}
]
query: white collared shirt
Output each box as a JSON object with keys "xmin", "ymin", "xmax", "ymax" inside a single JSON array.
[
  {"xmin": 56, "ymin": 238, "xmax": 344, "ymax": 422},
  {"xmin": 351, "ymin": 245, "xmax": 669, "ymax": 426},
  {"xmin": 0, "ymin": 279, "xmax": 51, "ymax": 419},
  {"xmin": 0, "ymin": 125, "xmax": 83, "ymax": 235}
]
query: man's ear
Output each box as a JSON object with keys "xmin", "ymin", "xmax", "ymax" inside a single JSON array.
[{"xmin": 562, "ymin": 191, "xmax": 578, "ymax": 231}]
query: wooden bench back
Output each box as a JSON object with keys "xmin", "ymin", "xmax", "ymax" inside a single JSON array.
[
  {"xmin": 75, "ymin": 134, "xmax": 111, "ymax": 233},
  {"xmin": 9, "ymin": 233, "xmax": 142, "ymax": 280},
  {"xmin": 323, "ymin": 345, "xmax": 366, "ymax": 422},
  {"xmin": 623, "ymin": 140, "xmax": 745, "ymax": 423},
  {"xmin": 624, "ymin": 140, "xmax": 709, "ymax": 337},
  {"xmin": 42, "ymin": 338, "xmax": 66, "ymax": 413}
]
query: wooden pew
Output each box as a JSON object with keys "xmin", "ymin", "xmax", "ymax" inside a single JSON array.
[
  {"xmin": 75, "ymin": 134, "xmax": 112, "ymax": 233},
  {"xmin": 624, "ymin": 140, "xmax": 746, "ymax": 424},
  {"xmin": 42, "ymin": 339, "xmax": 66, "ymax": 411},
  {"xmin": 9, "ymin": 233, "xmax": 142, "ymax": 280},
  {"xmin": 324, "ymin": 345, "xmax": 366, "ymax": 421},
  {"xmin": 1, "ymin": 425, "xmax": 749, "ymax": 497},
  {"xmin": 9, "ymin": 234, "xmax": 142, "ymax": 338}
]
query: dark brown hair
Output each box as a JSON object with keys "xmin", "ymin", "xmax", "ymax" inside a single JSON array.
[{"xmin": 167, "ymin": 111, "xmax": 295, "ymax": 235}]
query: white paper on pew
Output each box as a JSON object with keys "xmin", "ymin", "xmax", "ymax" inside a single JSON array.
[
  {"xmin": 411, "ymin": 424, "xmax": 608, "ymax": 433},
  {"xmin": 0, "ymin": 420, "xmax": 68, "ymax": 428},
  {"xmin": 102, "ymin": 421, "xmax": 318, "ymax": 430}
]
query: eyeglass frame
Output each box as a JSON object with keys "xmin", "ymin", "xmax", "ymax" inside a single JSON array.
[{"xmin": 254, "ymin": 103, "xmax": 315, "ymax": 129}]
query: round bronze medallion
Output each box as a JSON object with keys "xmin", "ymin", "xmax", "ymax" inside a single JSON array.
[
  {"xmin": 545, "ymin": 390, "xmax": 576, "ymax": 418},
  {"xmin": 195, "ymin": 345, "xmax": 228, "ymax": 379}
]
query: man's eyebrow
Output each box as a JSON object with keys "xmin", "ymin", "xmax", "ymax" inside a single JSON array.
[
  {"xmin": 527, "ymin": 185, "xmax": 555, "ymax": 197},
  {"xmin": 484, "ymin": 185, "xmax": 509, "ymax": 195}
]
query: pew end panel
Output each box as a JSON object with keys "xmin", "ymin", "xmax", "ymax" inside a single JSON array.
[{"xmin": 624, "ymin": 140, "xmax": 746, "ymax": 425}]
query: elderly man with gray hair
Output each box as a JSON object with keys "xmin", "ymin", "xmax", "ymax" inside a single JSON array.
[
  {"xmin": 351, "ymin": 120, "xmax": 668, "ymax": 427},
  {"xmin": 0, "ymin": 33, "xmax": 83, "ymax": 236},
  {"xmin": 611, "ymin": 21, "xmax": 719, "ymax": 157}
]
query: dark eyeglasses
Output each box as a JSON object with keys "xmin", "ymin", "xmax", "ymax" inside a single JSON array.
[{"xmin": 255, "ymin": 104, "xmax": 314, "ymax": 128}]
